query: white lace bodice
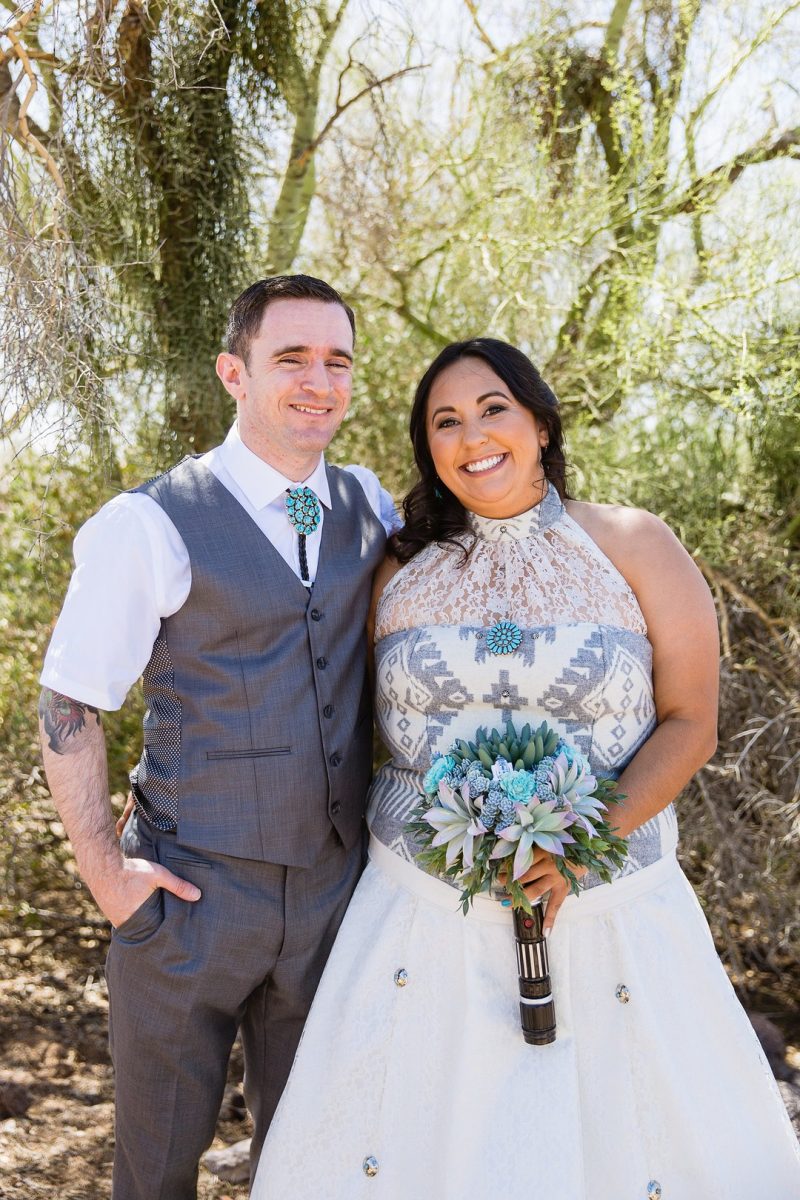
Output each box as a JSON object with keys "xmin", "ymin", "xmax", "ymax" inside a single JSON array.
[{"xmin": 376, "ymin": 488, "xmax": 647, "ymax": 642}]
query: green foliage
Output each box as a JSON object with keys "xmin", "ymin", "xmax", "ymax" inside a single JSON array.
[
  {"xmin": 0, "ymin": 455, "xmax": 145, "ymax": 778},
  {"xmin": 2, "ymin": 0, "xmax": 301, "ymax": 457}
]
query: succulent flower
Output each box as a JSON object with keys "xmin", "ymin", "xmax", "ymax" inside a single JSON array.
[
  {"xmin": 423, "ymin": 781, "xmax": 486, "ymax": 868},
  {"xmin": 570, "ymin": 792, "xmax": 609, "ymax": 835},
  {"xmin": 422, "ymin": 754, "xmax": 458, "ymax": 795},
  {"xmin": 478, "ymin": 782, "xmax": 516, "ymax": 831},
  {"xmin": 499, "ymin": 769, "xmax": 537, "ymax": 803},
  {"xmin": 555, "ymin": 739, "xmax": 589, "ymax": 773},
  {"xmin": 490, "ymin": 799, "xmax": 576, "ymax": 879},
  {"xmin": 547, "ymin": 752, "xmax": 597, "ymax": 807},
  {"xmin": 465, "ymin": 762, "xmax": 490, "ymax": 796}
]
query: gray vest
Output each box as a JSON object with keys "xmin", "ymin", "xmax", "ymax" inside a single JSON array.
[{"xmin": 129, "ymin": 456, "xmax": 386, "ymax": 866}]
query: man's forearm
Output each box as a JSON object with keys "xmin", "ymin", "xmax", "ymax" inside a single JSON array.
[
  {"xmin": 38, "ymin": 688, "xmax": 122, "ymax": 897},
  {"xmin": 38, "ymin": 688, "xmax": 200, "ymax": 926}
]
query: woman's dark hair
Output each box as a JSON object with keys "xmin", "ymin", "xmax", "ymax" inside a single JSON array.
[{"xmin": 390, "ymin": 338, "xmax": 569, "ymax": 564}]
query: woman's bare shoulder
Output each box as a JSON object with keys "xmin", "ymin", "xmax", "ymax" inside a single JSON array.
[{"xmin": 564, "ymin": 499, "xmax": 675, "ymax": 565}]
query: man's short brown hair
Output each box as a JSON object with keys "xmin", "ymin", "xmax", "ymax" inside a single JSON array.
[{"xmin": 225, "ymin": 276, "xmax": 356, "ymax": 364}]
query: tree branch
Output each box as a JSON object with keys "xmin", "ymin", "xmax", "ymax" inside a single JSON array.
[
  {"xmin": 687, "ymin": 1, "xmax": 800, "ymax": 134},
  {"xmin": 673, "ymin": 126, "xmax": 800, "ymax": 215},
  {"xmin": 604, "ymin": 0, "xmax": 634, "ymax": 62},
  {"xmin": 462, "ymin": 0, "xmax": 498, "ymax": 56},
  {"xmin": 1, "ymin": 6, "xmax": 67, "ymax": 204},
  {"xmin": 293, "ymin": 64, "xmax": 425, "ymax": 171},
  {"xmin": 373, "ymin": 294, "xmax": 450, "ymax": 346},
  {"xmin": 310, "ymin": 0, "xmax": 350, "ymax": 83}
]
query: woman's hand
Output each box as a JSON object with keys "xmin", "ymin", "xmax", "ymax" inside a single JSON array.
[{"xmin": 514, "ymin": 848, "xmax": 588, "ymax": 935}]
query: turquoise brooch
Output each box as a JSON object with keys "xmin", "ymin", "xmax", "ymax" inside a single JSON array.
[
  {"xmin": 285, "ymin": 486, "xmax": 321, "ymax": 535},
  {"xmin": 486, "ymin": 620, "xmax": 522, "ymax": 655}
]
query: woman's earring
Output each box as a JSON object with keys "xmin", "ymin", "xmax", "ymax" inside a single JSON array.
[{"xmin": 433, "ymin": 477, "xmax": 443, "ymax": 501}]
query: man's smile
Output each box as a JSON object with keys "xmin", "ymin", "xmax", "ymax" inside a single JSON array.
[{"xmin": 290, "ymin": 403, "xmax": 333, "ymax": 415}]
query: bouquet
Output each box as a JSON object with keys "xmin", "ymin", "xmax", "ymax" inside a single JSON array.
[{"xmin": 407, "ymin": 719, "xmax": 628, "ymax": 914}]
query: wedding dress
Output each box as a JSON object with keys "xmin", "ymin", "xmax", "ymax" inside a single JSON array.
[{"xmin": 252, "ymin": 485, "xmax": 800, "ymax": 1199}]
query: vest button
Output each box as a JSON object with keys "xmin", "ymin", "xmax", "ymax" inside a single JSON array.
[
  {"xmin": 323, "ymin": 704, "xmax": 334, "ymax": 718},
  {"xmin": 329, "ymin": 753, "xmax": 342, "ymax": 767},
  {"xmin": 316, "ymin": 656, "xmax": 328, "ymax": 669},
  {"xmin": 331, "ymin": 801, "xmax": 341, "ymax": 815},
  {"xmin": 310, "ymin": 608, "xmax": 322, "ymax": 621}
]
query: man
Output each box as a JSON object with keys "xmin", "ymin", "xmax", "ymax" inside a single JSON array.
[{"xmin": 39, "ymin": 275, "xmax": 397, "ymax": 1199}]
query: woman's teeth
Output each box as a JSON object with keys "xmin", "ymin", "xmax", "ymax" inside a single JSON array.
[{"xmin": 464, "ymin": 453, "xmax": 505, "ymax": 474}]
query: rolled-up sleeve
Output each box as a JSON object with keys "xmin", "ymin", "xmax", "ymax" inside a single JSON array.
[
  {"xmin": 40, "ymin": 494, "xmax": 191, "ymax": 711},
  {"xmin": 344, "ymin": 465, "xmax": 401, "ymax": 535}
]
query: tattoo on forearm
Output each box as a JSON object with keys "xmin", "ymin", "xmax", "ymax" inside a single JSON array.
[{"xmin": 38, "ymin": 689, "xmax": 101, "ymax": 754}]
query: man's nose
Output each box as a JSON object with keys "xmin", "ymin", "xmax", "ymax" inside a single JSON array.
[{"xmin": 301, "ymin": 358, "xmax": 331, "ymax": 397}]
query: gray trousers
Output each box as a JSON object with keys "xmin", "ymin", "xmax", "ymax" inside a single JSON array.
[{"xmin": 106, "ymin": 812, "xmax": 363, "ymax": 1200}]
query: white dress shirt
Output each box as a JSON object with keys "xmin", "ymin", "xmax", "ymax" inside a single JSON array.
[{"xmin": 41, "ymin": 424, "xmax": 400, "ymax": 711}]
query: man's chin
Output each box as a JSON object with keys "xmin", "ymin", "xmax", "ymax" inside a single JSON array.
[{"xmin": 292, "ymin": 421, "xmax": 342, "ymax": 452}]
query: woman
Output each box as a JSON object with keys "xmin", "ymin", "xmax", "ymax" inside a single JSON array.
[{"xmin": 252, "ymin": 340, "xmax": 800, "ymax": 1199}]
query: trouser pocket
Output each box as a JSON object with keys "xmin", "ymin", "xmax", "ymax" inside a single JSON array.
[{"xmin": 111, "ymin": 888, "xmax": 165, "ymax": 945}]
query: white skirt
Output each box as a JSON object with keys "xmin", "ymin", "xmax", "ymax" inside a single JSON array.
[{"xmin": 252, "ymin": 837, "xmax": 800, "ymax": 1200}]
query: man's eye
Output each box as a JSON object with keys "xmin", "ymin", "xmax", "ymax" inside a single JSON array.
[
  {"xmin": 280, "ymin": 357, "xmax": 303, "ymax": 365},
  {"xmin": 328, "ymin": 361, "xmax": 351, "ymax": 371}
]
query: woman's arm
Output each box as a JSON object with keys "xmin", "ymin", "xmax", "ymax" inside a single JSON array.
[
  {"xmin": 519, "ymin": 503, "xmax": 719, "ymax": 930},
  {"xmin": 572, "ymin": 503, "xmax": 719, "ymax": 837}
]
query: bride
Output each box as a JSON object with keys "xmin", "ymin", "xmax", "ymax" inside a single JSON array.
[{"xmin": 251, "ymin": 339, "xmax": 800, "ymax": 1198}]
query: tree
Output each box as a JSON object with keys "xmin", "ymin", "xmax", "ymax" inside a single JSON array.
[
  {"xmin": 1, "ymin": 0, "xmax": 297, "ymax": 458},
  {"xmin": 311, "ymin": 2, "xmax": 799, "ymax": 501},
  {"xmin": 1, "ymin": 0, "xmax": 422, "ymax": 459}
]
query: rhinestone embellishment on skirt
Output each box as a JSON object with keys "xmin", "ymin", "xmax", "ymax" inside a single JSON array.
[
  {"xmin": 285, "ymin": 486, "xmax": 321, "ymax": 535},
  {"xmin": 486, "ymin": 620, "xmax": 522, "ymax": 655}
]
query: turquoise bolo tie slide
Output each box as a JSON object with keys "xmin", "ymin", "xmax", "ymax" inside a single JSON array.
[
  {"xmin": 285, "ymin": 486, "xmax": 321, "ymax": 586},
  {"xmin": 285, "ymin": 486, "xmax": 321, "ymax": 535}
]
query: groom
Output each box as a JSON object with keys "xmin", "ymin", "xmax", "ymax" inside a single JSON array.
[{"xmin": 38, "ymin": 275, "xmax": 395, "ymax": 1199}]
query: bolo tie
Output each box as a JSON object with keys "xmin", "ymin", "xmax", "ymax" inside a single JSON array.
[{"xmin": 285, "ymin": 486, "xmax": 321, "ymax": 586}]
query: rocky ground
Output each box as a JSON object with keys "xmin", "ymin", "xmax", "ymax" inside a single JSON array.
[{"xmin": 1, "ymin": 876, "xmax": 798, "ymax": 1199}]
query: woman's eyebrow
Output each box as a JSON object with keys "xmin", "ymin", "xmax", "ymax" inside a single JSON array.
[{"xmin": 429, "ymin": 391, "xmax": 509, "ymax": 420}]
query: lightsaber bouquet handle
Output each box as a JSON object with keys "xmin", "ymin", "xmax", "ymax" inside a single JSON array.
[{"xmin": 513, "ymin": 900, "xmax": 556, "ymax": 1045}]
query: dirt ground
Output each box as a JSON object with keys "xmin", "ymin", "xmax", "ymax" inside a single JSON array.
[
  {"xmin": 1, "ymin": 868, "xmax": 798, "ymax": 1200},
  {"xmin": 0, "ymin": 877, "xmax": 251, "ymax": 1200}
]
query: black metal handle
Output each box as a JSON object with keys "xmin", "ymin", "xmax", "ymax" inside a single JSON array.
[{"xmin": 513, "ymin": 901, "xmax": 556, "ymax": 1044}]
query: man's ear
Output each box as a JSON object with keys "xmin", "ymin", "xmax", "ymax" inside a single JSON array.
[{"xmin": 216, "ymin": 352, "xmax": 246, "ymax": 401}]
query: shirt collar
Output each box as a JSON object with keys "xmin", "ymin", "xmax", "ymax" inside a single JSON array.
[{"xmin": 219, "ymin": 423, "xmax": 331, "ymax": 511}]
